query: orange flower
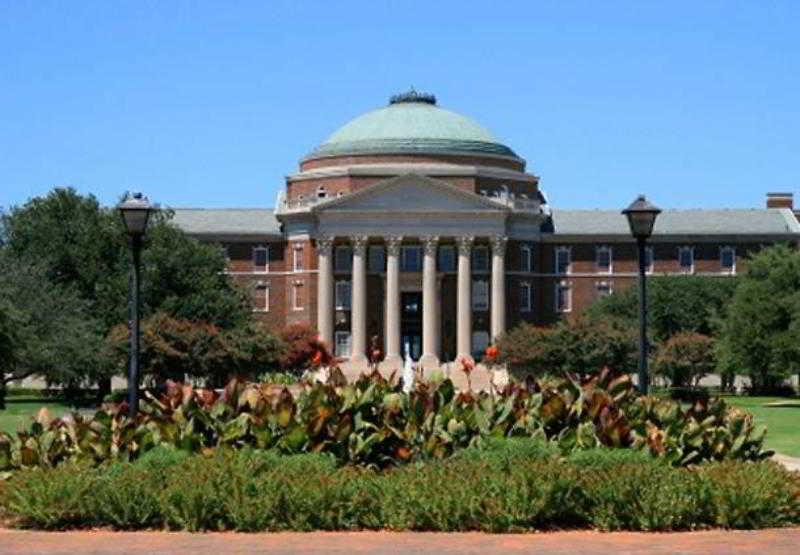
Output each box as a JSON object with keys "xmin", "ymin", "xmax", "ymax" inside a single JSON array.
[
  {"xmin": 311, "ymin": 350, "xmax": 323, "ymax": 367},
  {"xmin": 396, "ymin": 446, "xmax": 412, "ymax": 460},
  {"xmin": 459, "ymin": 356, "xmax": 475, "ymax": 374},
  {"xmin": 485, "ymin": 345, "xmax": 499, "ymax": 360}
]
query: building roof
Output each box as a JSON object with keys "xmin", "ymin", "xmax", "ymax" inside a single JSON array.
[
  {"xmin": 546, "ymin": 208, "xmax": 800, "ymax": 238},
  {"xmin": 305, "ymin": 90, "xmax": 519, "ymax": 160},
  {"xmin": 169, "ymin": 208, "xmax": 280, "ymax": 237}
]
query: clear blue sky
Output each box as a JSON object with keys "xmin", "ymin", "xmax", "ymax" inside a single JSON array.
[{"xmin": 1, "ymin": 1, "xmax": 798, "ymax": 211}]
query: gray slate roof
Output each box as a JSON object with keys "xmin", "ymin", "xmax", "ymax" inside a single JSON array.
[
  {"xmin": 169, "ymin": 208, "xmax": 281, "ymax": 237},
  {"xmin": 547, "ymin": 208, "xmax": 800, "ymax": 237}
]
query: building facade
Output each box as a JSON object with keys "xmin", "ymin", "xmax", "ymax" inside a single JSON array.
[{"xmin": 172, "ymin": 91, "xmax": 800, "ymax": 371}]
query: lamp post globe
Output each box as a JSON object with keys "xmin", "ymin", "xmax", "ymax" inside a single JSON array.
[
  {"xmin": 117, "ymin": 192, "xmax": 154, "ymax": 417},
  {"xmin": 622, "ymin": 195, "xmax": 661, "ymax": 395}
]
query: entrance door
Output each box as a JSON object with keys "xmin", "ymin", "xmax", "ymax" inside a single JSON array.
[{"xmin": 401, "ymin": 291, "xmax": 423, "ymax": 361}]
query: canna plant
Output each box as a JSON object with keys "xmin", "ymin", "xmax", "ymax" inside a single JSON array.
[{"xmin": 0, "ymin": 365, "xmax": 772, "ymax": 475}]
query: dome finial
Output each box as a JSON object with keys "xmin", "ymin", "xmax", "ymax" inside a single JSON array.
[{"xmin": 389, "ymin": 88, "xmax": 436, "ymax": 105}]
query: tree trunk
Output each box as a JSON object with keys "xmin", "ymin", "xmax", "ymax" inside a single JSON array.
[
  {"xmin": 0, "ymin": 380, "xmax": 6, "ymax": 411},
  {"xmin": 97, "ymin": 377, "xmax": 112, "ymax": 404}
]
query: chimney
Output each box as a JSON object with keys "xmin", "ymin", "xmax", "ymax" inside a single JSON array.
[{"xmin": 766, "ymin": 192, "xmax": 794, "ymax": 209}]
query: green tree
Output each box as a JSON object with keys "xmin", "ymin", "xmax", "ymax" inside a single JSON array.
[
  {"xmin": 0, "ymin": 255, "xmax": 106, "ymax": 407},
  {"xmin": 586, "ymin": 275, "xmax": 738, "ymax": 342},
  {"xmin": 717, "ymin": 244, "xmax": 800, "ymax": 393},
  {"xmin": 497, "ymin": 317, "xmax": 637, "ymax": 378},
  {"xmin": 1, "ymin": 187, "xmax": 257, "ymax": 391},
  {"xmin": 653, "ymin": 332, "xmax": 716, "ymax": 389}
]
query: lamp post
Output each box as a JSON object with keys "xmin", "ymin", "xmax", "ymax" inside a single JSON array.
[
  {"xmin": 622, "ymin": 195, "xmax": 661, "ymax": 395},
  {"xmin": 118, "ymin": 192, "xmax": 154, "ymax": 417}
]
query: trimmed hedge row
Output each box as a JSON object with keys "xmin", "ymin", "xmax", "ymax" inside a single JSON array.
[{"xmin": 2, "ymin": 440, "xmax": 798, "ymax": 532}]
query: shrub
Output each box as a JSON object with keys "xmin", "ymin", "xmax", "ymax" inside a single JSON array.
[
  {"xmin": 497, "ymin": 317, "xmax": 637, "ymax": 379},
  {"xmin": 0, "ymin": 368, "xmax": 773, "ymax": 473},
  {"xmin": 279, "ymin": 323, "xmax": 333, "ymax": 374},
  {"xmin": 654, "ymin": 332, "xmax": 716, "ymax": 389},
  {"xmin": 2, "ymin": 446, "xmax": 798, "ymax": 532}
]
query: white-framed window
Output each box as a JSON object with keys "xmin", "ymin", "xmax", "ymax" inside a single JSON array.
[
  {"xmin": 253, "ymin": 282, "xmax": 269, "ymax": 312},
  {"xmin": 555, "ymin": 246, "xmax": 571, "ymax": 275},
  {"xmin": 645, "ymin": 246, "xmax": 654, "ymax": 274},
  {"xmin": 472, "ymin": 245, "xmax": 489, "ymax": 273},
  {"xmin": 596, "ymin": 245, "xmax": 612, "ymax": 274},
  {"xmin": 520, "ymin": 281, "xmax": 532, "ymax": 312},
  {"xmin": 595, "ymin": 280, "xmax": 613, "ymax": 299},
  {"xmin": 472, "ymin": 331, "xmax": 490, "ymax": 359},
  {"xmin": 252, "ymin": 245, "xmax": 269, "ymax": 272},
  {"xmin": 292, "ymin": 281, "xmax": 304, "ymax": 311},
  {"xmin": 334, "ymin": 331, "xmax": 352, "ymax": 357},
  {"xmin": 520, "ymin": 244, "xmax": 533, "ymax": 272},
  {"xmin": 293, "ymin": 244, "xmax": 304, "ymax": 272},
  {"xmin": 335, "ymin": 280, "xmax": 352, "ymax": 310},
  {"xmin": 400, "ymin": 246, "xmax": 422, "ymax": 272},
  {"xmin": 316, "ymin": 186, "xmax": 328, "ymax": 199},
  {"xmin": 472, "ymin": 279, "xmax": 489, "ymax": 310},
  {"xmin": 438, "ymin": 245, "xmax": 455, "ymax": 272},
  {"xmin": 368, "ymin": 246, "xmax": 385, "ymax": 273},
  {"xmin": 334, "ymin": 246, "xmax": 352, "ymax": 273},
  {"xmin": 720, "ymin": 246, "xmax": 736, "ymax": 274},
  {"xmin": 555, "ymin": 280, "xmax": 572, "ymax": 313},
  {"xmin": 679, "ymin": 246, "xmax": 694, "ymax": 273}
]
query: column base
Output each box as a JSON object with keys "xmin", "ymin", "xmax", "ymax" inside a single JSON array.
[{"xmin": 419, "ymin": 353, "xmax": 440, "ymax": 372}]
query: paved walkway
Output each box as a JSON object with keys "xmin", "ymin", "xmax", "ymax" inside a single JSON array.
[{"xmin": 1, "ymin": 529, "xmax": 799, "ymax": 554}]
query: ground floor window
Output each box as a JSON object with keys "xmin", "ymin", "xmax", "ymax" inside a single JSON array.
[
  {"xmin": 595, "ymin": 280, "xmax": 613, "ymax": 298},
  {"xmin": 472, "ymin": 331, "xmax": 490, "ymax": 358},
  {"xmin": 520, "ymin": 281, "xmax": 532, "ymax": 312},
  {"xmin": 292, "ymin": 281, "xmax": 304, "ymax": 311},
  {"xmin": 253, "ymin": 282, "xmax": 269, "ymax": 312},
  {"xmin": 335, "ymin": 331, "xmax": 352, "ymax": 357},
  {"xmin": 335, "ymin": 280, "xmax": 352, "ymax": 310},
  {"xmin": 555, "ymin": 281, "xmax": 572, "ymax": 313}
]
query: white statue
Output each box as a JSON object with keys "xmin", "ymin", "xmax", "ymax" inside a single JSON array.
[{"xmin": 401, "ymin": 342, "xmax": 415, "ymax": 394}]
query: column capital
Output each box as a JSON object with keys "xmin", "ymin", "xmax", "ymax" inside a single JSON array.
[
  {"xmin": 456, "ymin": 235, "xmax": 474, "ymax": 256},
  {"xmin": 385, "ymin": 235, "xmax": 403, "ymax": 256},
  {"xmin": 421, "ymin": 235, "xmax": 439, "ymax": 256},
  {"xmin": 490, "ymin": 235, "xmax": 508, "ymax": 255},
  {"xmin": 350, "ymin": 235, "xmax": 369, "ymax": 255},
  {"xmin": 316, "ymin": 235, "xmax": 334, "ymax": 256}
]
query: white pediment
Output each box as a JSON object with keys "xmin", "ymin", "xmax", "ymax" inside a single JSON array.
[{"xmin": 314, "ymin": 174, "xmax": 509, "ymax": 213}]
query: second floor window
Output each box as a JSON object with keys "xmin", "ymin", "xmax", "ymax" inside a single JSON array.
[
  {"xmin": 472, "ymin": 279, "xmax": 489, "ymax": 310},
  {"xmin": 401, "ymin": 246, "xmax": 422, "ymax": 272},
  {"xmin": 368, "ymin": 246, "xmax": 385, "ymax": 273},
  {"xmin": 720, "ymin": 246, "xmax": 736, "ymax": 273},
  {"xmin": 253, "ymin": 245, "xmax": 269, "ymax": 272},
  {"xmin": 679, "ymin": 246, "xmax": 694, "ymax": 273},
  {"xmin": 335, "ymin": 246, "xmax": 352, "ymax": 273},
  {"xmin": 472, "ymin": 246, "xmax": 489, "ymax": 273},
  {"xmin": 438, "ymin": 245, "xmax": 455, "ymax": 272},
  {"xmin": 595, "ymin": 280, "xmax": 613, "ymax": 298},
  {"xmin": 335, "ymin": 280, "xmax": 352, "ymax": 310},
  {"xmin": 293, "ymin": 245, "xmax": 304, "ymax": 272},
  {"xmin": 520, "ymin": 244, "xmax": 533, "ymax": 272},
  {"xmin": 555, "ymin": 247, "xmax": 571, "ymax": 275},
  {"xmin": 596, "ymin": 246, "xmax": 612, "ymax": 273}
]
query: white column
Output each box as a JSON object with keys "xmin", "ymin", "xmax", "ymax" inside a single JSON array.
[
  {"xmin": 456, "ymin": 236, "xmax": 474, "ymax": 361},
  {"xmin": 316, "ymin": 236, "xmax": 334, "ymax": 351},
  {"xmin": 420, "ymin": 235, "xmax": 440, "ymax": 370},
  {"xmin": 383, "ymin": 236, "xmax": 403, "ymax": 369},
  {"xmin": 490, "ymin": 235, "xmax": 508, "ymax": 342},
  {"xmin": 350, "ymin": 235, "xmax": 368, "ymax": 366}
]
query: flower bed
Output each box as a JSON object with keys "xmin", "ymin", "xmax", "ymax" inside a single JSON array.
[
  {"xmin": 1, "ymin": 443, "xmax": 798, "ymax": 532},
  {"xmin": 0, "ymin": 367, "xmax": 771, "ymax": 472}
]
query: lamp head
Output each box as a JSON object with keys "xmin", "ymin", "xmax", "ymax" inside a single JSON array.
[
  {"xmin": 118, "ymin": 191, "xmax": 154, "ymax": 236},
  {"xmin": 622, "ymin": 195, "xmax": 661, "ymax": 240}
]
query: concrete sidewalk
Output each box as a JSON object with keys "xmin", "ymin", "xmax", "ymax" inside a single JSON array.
[{"xmin": 1, "ymin": 529, "xmax": 799, "ymax": 555}]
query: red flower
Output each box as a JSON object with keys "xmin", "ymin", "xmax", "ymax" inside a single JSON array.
[
  {"xmin": 459, "ymin": 356, "xmax": 475, "ymax": 374},
  {"xmin": 311, "ymin": 350, "xmax": 323, "ymax": 367},
  {"xmin": 485, "ymin": 345, "xmax": 499, "ymax": 361}
]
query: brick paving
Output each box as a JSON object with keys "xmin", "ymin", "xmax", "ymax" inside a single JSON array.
[{"xmin": 1, "ymin": 528, "xmax": 799, "ymax": 555}]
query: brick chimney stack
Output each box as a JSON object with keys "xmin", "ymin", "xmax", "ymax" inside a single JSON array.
[{"xmin": 766, "ymin": 192, "xmax": 794, "ymax": 209}]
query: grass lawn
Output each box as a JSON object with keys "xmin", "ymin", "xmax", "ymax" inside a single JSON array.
[
  {"xmin": 724, "ymin": 396, "xmax": 800, "ymax": 458},
  {"xmin": 0, "ymin": 400, "xmax": 72, "ymax": 435}
]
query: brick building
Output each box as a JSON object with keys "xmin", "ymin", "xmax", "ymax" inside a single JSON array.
[{"xmin": 172, "ymin": 91, "xmax": 800, "ymax": 371}]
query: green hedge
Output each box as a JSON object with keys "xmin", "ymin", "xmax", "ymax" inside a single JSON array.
[{"xmin": 2, "ymin": 441, "xmax": 798, "ymax": 532}]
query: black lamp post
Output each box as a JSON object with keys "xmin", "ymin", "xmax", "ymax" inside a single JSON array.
[
  {"xmin": 118, "ymin": 192, "xmax": 154, "ymax": 417},
  {"xmin": 622, "ymin": 195, "xmax": 661, "ymax": 395}
]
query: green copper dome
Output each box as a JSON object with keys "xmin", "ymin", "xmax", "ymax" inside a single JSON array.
[{"xmin": 305, "ymin": 91, "xmax": 519, "ymax": 160}]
